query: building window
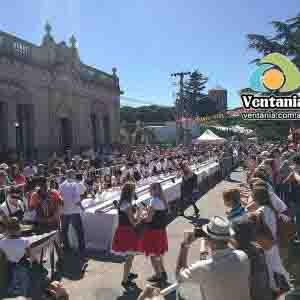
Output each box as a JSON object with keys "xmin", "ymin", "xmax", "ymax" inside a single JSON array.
[
  {"xmin": 13, "ymin": 41, "xmax": 29, "ymax": 57},
  {"xmin": 91, "ymin": 114, "xmax": 97, "ymax": 150},
  {"xmin": 60, "ymin": 118, "xmax": 72, "ymax": 151}
]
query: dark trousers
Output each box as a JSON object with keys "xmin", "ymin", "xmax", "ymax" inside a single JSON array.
[
  {"xmin": 62, "ymin": 214, "xmax": 85, "ymax": 254},
  {"xmin": 178, "ymin": 194, "xmax": 199, "ymax": 214}
]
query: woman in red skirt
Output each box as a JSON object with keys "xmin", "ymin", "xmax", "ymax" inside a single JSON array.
[
  {"xmin": 141, "ymin": 182, "xmax": 169, "ymax": 285},
  {"xmin": 111, "ymin": 182, "xmax": 142, "ymax": 289}
]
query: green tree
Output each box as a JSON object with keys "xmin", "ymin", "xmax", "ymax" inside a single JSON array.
[
  {"xmin": 247, "ymin": 13, "xmax": 300, "ymax": 68},
  {"xmin": 240, "ymin": 13, "xmax": 300, "ymax": 141},
  {"xmin": 120, "ymin": 105, "xmax": 175, "ymax": 124},
  {"xmin": 182, "ymin": 70, "xmax": 209, "ymax": 116}
]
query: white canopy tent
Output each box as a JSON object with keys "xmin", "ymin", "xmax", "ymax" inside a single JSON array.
[{"xmin": 192, "ymin": 129, "xmax": 226, "ymax": 144}]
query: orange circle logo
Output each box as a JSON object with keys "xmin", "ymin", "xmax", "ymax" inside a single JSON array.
[{"xmin": 262, "ymin": 68, "xmax": 285, "ymax": 90}]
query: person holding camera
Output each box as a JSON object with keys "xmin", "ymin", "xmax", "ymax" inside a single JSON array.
[
  {"xmin": 0, "ymin": 188, "xmax": 24, "ymax": 221},
  {"xmin": 176, "ymin": 216, "xmax": 251, "ymax": 300}
]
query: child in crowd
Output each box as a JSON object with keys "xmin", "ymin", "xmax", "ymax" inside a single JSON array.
[{"xmin": 223, "ymin": 188, "xmax": 246, "ymax": 222}]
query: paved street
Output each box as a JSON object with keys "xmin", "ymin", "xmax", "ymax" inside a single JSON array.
[
  {"xmin": 61, "ymin": 169, "xmax": 245, "ymax": 300},
  {"xmin": 55, "ymin": 169, "xmax": 242, "ymax": 299}
]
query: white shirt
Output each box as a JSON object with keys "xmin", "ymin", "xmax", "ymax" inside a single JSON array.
[
  {"xmin": 23, "ymin": 166, "xmax": 36, "ymax": 178},
  {"xmin": 179, "ymin": 249, "xmax": 251, "ymax": 300},
  {"xmin": 0, "ymin": 238, "xmax": 30, "ymax": 262},
  {"xmin": 120, "ymin": 202, "xmax": 131, "ymax": 212},
  {"xmin": 0, "ymin": 198, "xmax": 24, "ymax": 217},
  {"xmin": 149, "ymin": 196, "xmax": 166, "ymax": 211},
  {"xmin": 77, "ymin": 181, "xmax": 87, "ymax": 196},
  {"xmin": 59, "ymin": 179, "xmax": 82, "ymax": 215},
  {"xmin": 156, "ymin": 162, "xmax": 162, "ymax": 172}
]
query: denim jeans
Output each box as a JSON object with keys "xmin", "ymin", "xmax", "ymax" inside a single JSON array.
[{"xmin": 62, "ymin": 214, "xmax": 86, "ymax": 254}]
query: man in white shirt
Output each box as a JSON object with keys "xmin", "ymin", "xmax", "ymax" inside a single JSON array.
[
  {"xmin": 59, "ymin": 169, "xmax": 86, "ymax": 257},
  {"xmin": 23, "ymin": 162, "xmax": 37, "ymax": 178},
  {"xmin": 176, "ymin": 216, "xmax": 251, "ymax": 300}
]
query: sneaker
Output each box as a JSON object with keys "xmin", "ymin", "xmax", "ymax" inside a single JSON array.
[{"xmin": 128, "ymin": 272, "xmax": 138, "ymax": 281}]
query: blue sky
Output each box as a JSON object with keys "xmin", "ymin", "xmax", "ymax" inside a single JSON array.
[{"xmin": 0, "ymin": 0, "xmax": 299, "ymax": 108}]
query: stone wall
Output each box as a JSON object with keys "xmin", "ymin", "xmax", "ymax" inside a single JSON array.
[{"xmin": 0, "ymin": 26, "xmax": 121, "ymax": 160}]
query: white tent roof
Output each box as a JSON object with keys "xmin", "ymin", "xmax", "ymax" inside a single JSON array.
[{"xmin": 193, "ymin": 129, "xmax": 226, "ymax": 144}]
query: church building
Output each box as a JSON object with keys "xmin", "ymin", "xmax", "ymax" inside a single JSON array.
[{"xmin": 0, "ymin": 23, "xmax": 121, "ymax": 160}]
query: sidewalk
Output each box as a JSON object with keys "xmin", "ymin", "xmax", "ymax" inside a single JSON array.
[{"xmin": 62, "ymin": 169, "xmax": 245, "ymax": 300}]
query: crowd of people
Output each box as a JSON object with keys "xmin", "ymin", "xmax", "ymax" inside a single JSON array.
[
  {"xmin": 0, "ymin": 143, "xmax": 234, "ymax": 298},
  {"xmin": 5, "ymin": 140, "xmax": 299, "ymax": 299},
  {"xmin": 139, "ymin": 142, "xmax": 300, "ymax": 300}
]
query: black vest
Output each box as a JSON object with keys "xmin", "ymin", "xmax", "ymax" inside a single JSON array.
[
  {"xmin": 118, "ymin": 209, "xmax": 131, "ymax": 226},
  {"xmin": 149, "ymin": 209, "xmax": 168, "ymax": 229}
]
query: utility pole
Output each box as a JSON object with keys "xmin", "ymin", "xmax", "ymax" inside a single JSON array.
[{"xmin": 171, "ymin": 72, "xmax": 191, "ymax": 145}]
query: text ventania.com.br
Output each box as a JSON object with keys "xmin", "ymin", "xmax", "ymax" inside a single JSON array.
[{"xmin": 241, "ymin": 111, "xmax": 300, "ymax": 120}]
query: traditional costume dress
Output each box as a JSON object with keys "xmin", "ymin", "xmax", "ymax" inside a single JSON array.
[
  {"xmin": 141, "ymin": 197, "xmax": 168, "ymax": 257},
  {"xmin": 111, "ymin": 202, "xmax": 142, "ymax": 256}
]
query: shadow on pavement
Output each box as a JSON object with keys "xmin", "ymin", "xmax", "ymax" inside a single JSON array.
[
  {"xmin": 87, "ymin": 250, "xmax": 125, "ymax": 263},
  {"xmin": 225, "ymin": 178, "xmax": 242, "ymax": 183},
  {"xmin": 183, "ymin": 216, "xmax": 210, "ymax": 227},
  {"xmin": 115, "ymin": 285, "xmax": 142, "ymax": 300},
  {"xmin": 115, "ymin": 284, "xmax": 177, "ymax": 300},
  {"xmin": 55, "ymin": 251, "xmax": 88, "ymax": 281}
]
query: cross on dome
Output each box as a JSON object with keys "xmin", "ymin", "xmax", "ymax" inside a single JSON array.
[
  {"xmin": 45, "ymin": 21, "xmax": 52, "ymax": 35},
  {"xmin": 70, "ymin": 35, "xmax": 77, "ymax": 48}
]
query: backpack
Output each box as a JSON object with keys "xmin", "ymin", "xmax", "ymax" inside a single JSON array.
[{"xmin": 7, "ymin": 261, "xmax": 31, "ymax": 297}]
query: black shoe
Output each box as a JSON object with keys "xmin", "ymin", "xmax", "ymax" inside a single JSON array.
[
  {"xmin": 147, "ymin": 274, "xmax": 162, "ymax": 282},
  {"xmin": 121, "ymin": 280, "xmax": 136, "ymax": 289},
  {"xmin": 128, "ymin": 272, "xmax": 138, "ymax": 281},
  {"xmin": 194, "ymin": 209, "xmax": 199, "ymax": 216},
  {"xmin": 162, "ymin": 272, "xmax": 168, "ymax": 281},
  {"xmin": 154, "ymin": 278, "xmax": 168, "ymax": 289}
]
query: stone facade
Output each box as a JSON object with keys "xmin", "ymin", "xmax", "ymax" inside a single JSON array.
[{"xmin": 0, "ymin": 24, "xmax": 121, "ymax": 160}]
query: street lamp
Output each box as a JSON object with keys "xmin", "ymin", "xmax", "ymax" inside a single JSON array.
[{"xmin": 14, "ymin": 121, "xmax": 20, "ymax": 160}]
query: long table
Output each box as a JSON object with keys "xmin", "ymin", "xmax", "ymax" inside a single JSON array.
[
  {"xmin": 81, "ymin": 160, "xmax": 220, "ymax": 252},
  {"xmin": 0, "ymin": 230, "xmax": 59, "ymax": 280}
]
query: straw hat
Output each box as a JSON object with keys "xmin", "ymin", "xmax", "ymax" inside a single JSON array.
[{"xmin": 202, "ymin": 216, "xmax": 231, "ymax": 240}]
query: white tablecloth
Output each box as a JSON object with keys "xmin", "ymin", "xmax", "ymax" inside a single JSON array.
[
  {"xmin": 81, "ymin": 161, "xmax": 220, "ymax": 252},
  {"xmin": 81, "ymin": 209, "xmax": 118, "ymax": 251},
  {"xmin": 0, "ymin": 231, "xmax": 58, "ymax": 262}
]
